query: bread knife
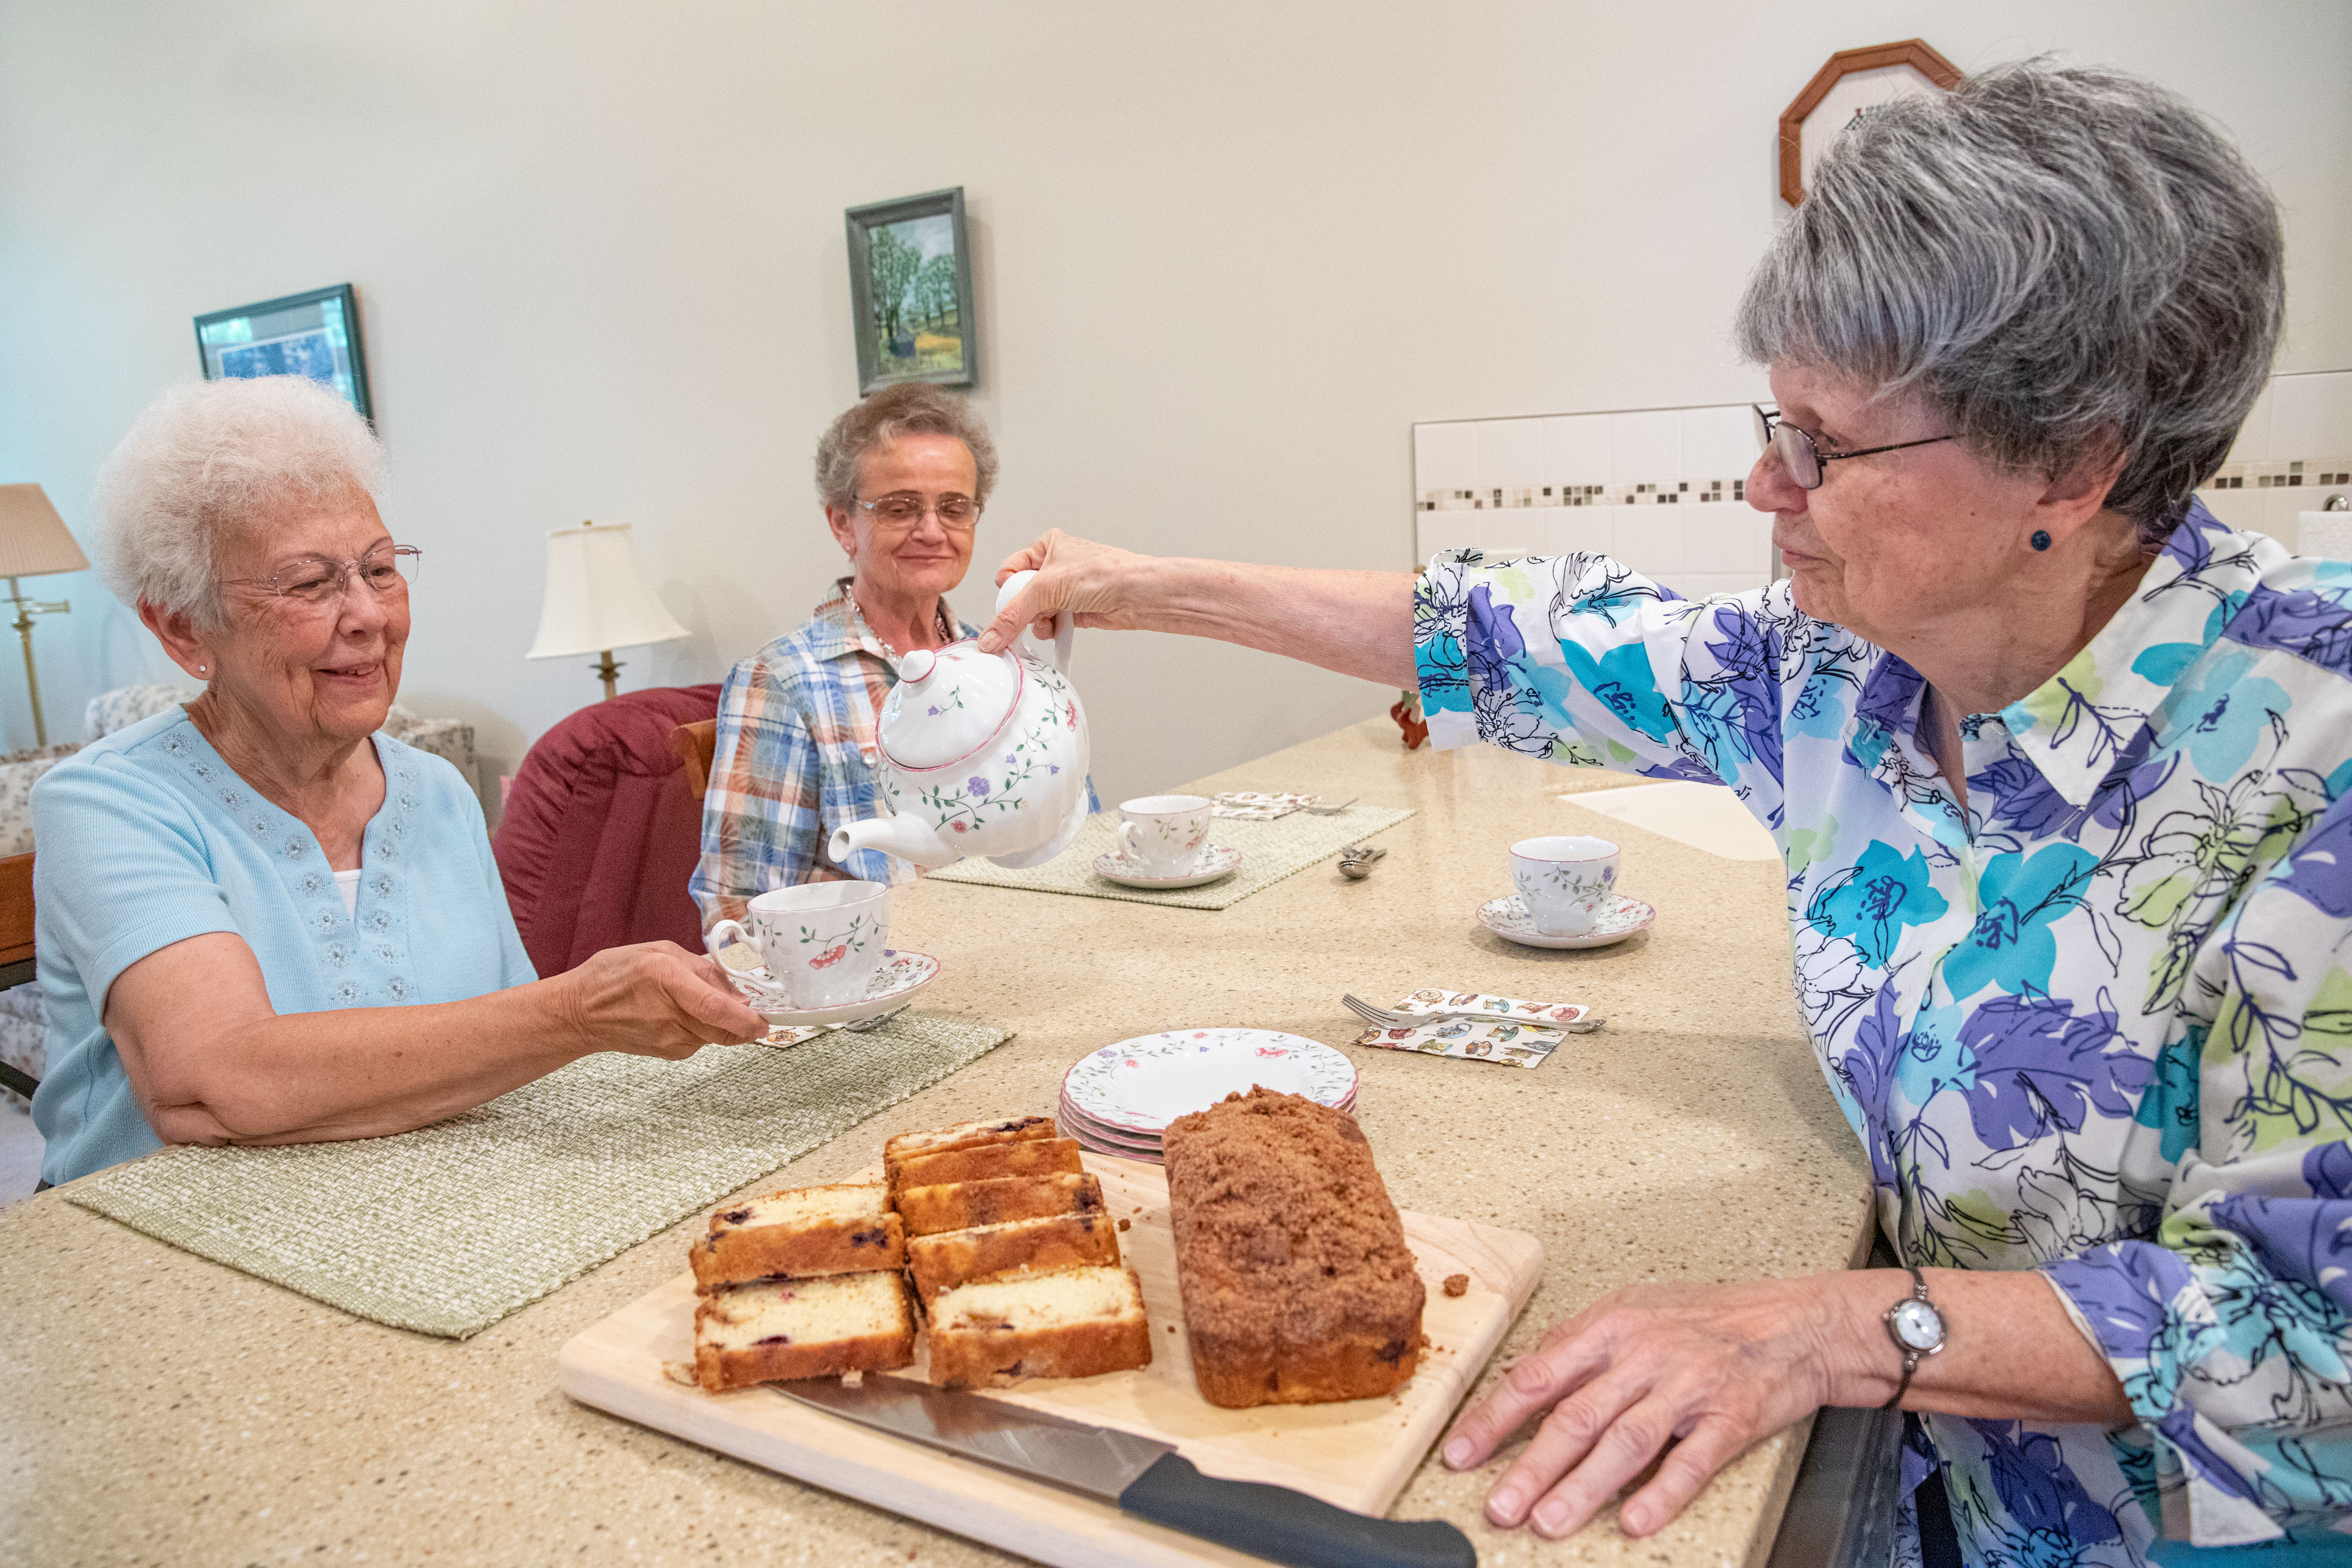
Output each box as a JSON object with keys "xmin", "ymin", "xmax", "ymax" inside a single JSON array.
[{"xmin": 777, "ymin": 1373, "xmax": 1477, "ymax": 1568}]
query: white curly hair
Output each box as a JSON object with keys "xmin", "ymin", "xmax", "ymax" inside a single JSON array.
[{"xmin": 94, "ymin": 376, "xmax": 388, "ymax": 628}]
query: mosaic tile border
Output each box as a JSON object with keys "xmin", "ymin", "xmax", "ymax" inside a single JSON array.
[
  {"xmin": 1421, "ymin": 478, "xmax": 1748, "ymax": 512},
  {"xmin": 2206, "ymin": 458, "xmax": 2352, "ymax": 491}
]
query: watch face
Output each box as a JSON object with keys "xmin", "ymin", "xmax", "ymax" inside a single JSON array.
[{"xmin": 1892, "ymin": 1298, "xmax": 1944, "ymax": 1351}]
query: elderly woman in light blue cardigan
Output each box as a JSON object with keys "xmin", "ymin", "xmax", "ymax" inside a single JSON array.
[{"xmin": 31, "ymin": 376, "xmax": 764, "ymax": 1187}]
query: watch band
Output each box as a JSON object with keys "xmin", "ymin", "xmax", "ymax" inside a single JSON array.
[{"xmin": 1882, "ymin": 1263, "xmax": 1937, "ymax": 1411}]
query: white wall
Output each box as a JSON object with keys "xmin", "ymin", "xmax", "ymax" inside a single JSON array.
[{"xmin": 2, "ymin": 2, "xmax": 2346, "ymax": 807}]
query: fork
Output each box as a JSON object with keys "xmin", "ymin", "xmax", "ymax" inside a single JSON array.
[{"xmin": 1340, "ymin": 993, "xmax": 1604, "ymax": 1032}]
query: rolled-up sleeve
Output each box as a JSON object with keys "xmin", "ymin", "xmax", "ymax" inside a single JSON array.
[
  {"xmin": 2041, "ymin": 794, "xmax": 2352, "ymax": 1548},
  {"xmin": 1413, "ymin": 549, "xmax": 1789, "ymax": 799}
]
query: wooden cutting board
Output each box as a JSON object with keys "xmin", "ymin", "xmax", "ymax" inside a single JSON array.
[{"xmin": 560, "ymin": 1150, "xmax": 1543, "ymax": 1568}]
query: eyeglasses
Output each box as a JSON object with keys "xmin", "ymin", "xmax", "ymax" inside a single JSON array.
[
  {"xmin": 222, "ymin": 544, "xmax": 421, "ymax": 608},
  {"xmin": 1753, "ymin": 406, "xmax": 1954, "ymax": 490},
  {"xmin": 855, "ymin": 493, "xmax": 979, "ymax": 531}
]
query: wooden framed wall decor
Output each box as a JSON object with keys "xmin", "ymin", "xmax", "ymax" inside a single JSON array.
[
  {"xmin": 1778, "ymin": 40, "xmax": 1962, "ymax": 206},
  {"xmin": 846, "ymin": 187, "xmax": 977, "ymax": 393},
  {"xmin": 195, "ymin": 283, "xmax": 373, "ymax": 419}
]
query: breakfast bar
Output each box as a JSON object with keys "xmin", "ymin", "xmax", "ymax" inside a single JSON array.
[{"xmin": 0, "ymin": 716, "xmax": 1872, "ymax": 1566}]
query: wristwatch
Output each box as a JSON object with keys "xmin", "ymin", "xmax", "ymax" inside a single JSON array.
[{"xmin": 1882, "ymin": 1264, "xmax": 1947, "ymax": 1409}]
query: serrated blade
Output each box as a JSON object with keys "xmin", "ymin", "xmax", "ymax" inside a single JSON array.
[{"xmin": 775, "ymin": 1374, "xmax": 1175, "ymax": 1504}]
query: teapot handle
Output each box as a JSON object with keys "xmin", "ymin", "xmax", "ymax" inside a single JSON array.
[{"xmin": 995, "ymin": 570, "xmax": 1074, "ymax": 677}]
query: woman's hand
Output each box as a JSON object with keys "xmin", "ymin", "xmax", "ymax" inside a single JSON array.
[
  {"xmin": 977, "ymin": 530, "xmax": 1156, "ymax": 652},
  {"xmin": 556, "ymin": 941, "xmax": 769, "ymax": 1058},
  {"xmin": 1441, "ymin": 1277, "xmax": 1850, "ymax": 1539}
]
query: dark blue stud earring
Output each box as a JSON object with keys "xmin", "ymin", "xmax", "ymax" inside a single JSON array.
[{"xmin": 2031, "ymin": 530, "xmax": 2052, "ymax": 552}]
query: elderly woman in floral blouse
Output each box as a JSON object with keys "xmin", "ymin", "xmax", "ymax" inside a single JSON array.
[{"xmin": 985, "ymin": 62, "xmax": 2352, "ymax": 1565}]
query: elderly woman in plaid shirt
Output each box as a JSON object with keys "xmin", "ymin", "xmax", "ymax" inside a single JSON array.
[{"xmin": 691, "ymin": 386, "xmax": 997, "ymax": 926}]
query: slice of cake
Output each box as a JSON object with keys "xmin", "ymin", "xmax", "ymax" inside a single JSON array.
[
  {"xmin": 882, "ymin": 1115, "xmax": 1058, "ymax": 1182},
  {"xmin": 927, "ymin": 1265, "xmax": 1152, "ymax": 1388},
  {"xmin": 894, "ymin": 1171, "xmax": 1105, "ymax": 1237},
  {"xmin": 889, "ymin": 1135, "xmax": 1085, "ymax": 1192},
  {"xmin": 906, "ymin": 1211, "xmax": 1122, "ymax": 1301},
  {"xmin": 1163, "ymin": 1087, "xmax": 1425, "ymax": 1408},
  {"xmin": 692, "ymin": 1183, "xmax": 905, "ymax": 1293},
  {"xmin": 691, "ymin": 1270, "xmax": 916, "ymax": 1392}
]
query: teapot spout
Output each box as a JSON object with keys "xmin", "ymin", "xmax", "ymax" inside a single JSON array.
[{"xmin": 829, "ymin": 814, "xmax": 958, "ymax": 870}]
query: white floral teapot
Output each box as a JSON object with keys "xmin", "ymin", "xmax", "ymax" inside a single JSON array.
[{"xmin": 827, "ymin": 571, "xmax": 1090, "ymax": 872}]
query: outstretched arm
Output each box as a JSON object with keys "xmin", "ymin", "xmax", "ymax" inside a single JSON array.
[{"xmin": 977, "ymin": 530, "xmax": 1418, "ymax": 688}]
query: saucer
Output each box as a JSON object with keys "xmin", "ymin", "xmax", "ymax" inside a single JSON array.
[
  {"xmin": 1092, "ymin": 844, "xmax": 1242, "ymax": 890},
  {"xmin": 1063, "ymin": 1028, "xmax": 1357, "ymax": 1135},
  {"xmin": 1479, "ymin": 894, "xmax": 1655, "ymax": 950},
  {"xmin": 728, "ymin": 949, "xmax": 940, "ymax": 1024}
]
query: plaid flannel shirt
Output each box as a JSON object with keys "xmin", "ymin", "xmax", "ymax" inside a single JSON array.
[{"xmin": 690, "ymin": 580, "xmax": 976, "ymax": 927}]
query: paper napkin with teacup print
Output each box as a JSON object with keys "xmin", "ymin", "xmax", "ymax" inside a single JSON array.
[
  {"xmin": 1211, "ymin": 790, "xmax": 1318, "ymax": 820},
  {"xmin": 1351, "ymin": 988, "xmax": 1602, "ymax": 1069}
]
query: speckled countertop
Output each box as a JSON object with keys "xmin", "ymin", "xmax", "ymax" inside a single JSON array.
[{"xmin": 0, "ymin": 717, "xmax": 1870, "ymax": 1567}]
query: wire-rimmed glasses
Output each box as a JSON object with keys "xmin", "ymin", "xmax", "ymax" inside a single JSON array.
[
  {"xmin": 855, "ymin": 493, "xmax": 979, "ymax": 531},
  {"xmin": 222, "ymin": 544, "xmax": 421, "ymax": 608},
  {"xmin": 1752, "ymin": 406, "xmax": 1954, "ymax": 490}
]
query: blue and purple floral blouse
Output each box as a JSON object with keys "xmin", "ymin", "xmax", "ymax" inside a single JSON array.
[{"xmin": 1416, "ymin": 504, "xmax": 2352, "ymax": 1561}]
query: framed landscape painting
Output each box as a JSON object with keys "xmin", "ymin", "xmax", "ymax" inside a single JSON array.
[
  {"xmin": 195, "ymin": 282, "xmax": 373, "ymax": 419},
  {"xmin": 846, "ymin": 188, "xmax": 976, "ymax": 392}
]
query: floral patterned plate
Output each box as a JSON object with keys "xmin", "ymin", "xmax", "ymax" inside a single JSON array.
[
  {"xmin": 1091, "ymin": 844, "xmax": 1243, "ymax": 890},
  {"xmin": 1058, "ymin": 1082, "xmax": 1354, "ymax": 1152},
  {"xmin": 1477, "ymin": 894, "xmax": 1656, "ymax": 951},
  {"xmin": 1063, "ymin": 1028, "xmax": 1358, "ymax": 1134},
  {"xmin": 732, "ymin": 949, "xmax": 941, "ymax": 1024}
]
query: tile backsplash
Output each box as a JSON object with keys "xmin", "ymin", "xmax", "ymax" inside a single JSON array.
[{"xmin": 1415, "ymin": 369, "xmax": 2352, "ymax": 593}]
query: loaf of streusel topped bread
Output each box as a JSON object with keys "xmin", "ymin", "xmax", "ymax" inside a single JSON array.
[
  {"xmin": 906, "ymin": 1210, "xmax": 1122, "ymax": 1301},
  {"xmin": 889, "ymin": 1135, "xmax": 1085, "ymax": 1193},
  {"xmin": 691, "ymin": 1182, "xmax": 905, "ymax": 1293},
  {"xmin": 1163, "ymin": 1087, "xmax": 1424, "ymax": 1407},
  {"xmin": 894, "ymin": 1171, "xmax": 1104, "ymax": 1237},
  {"xmin": 926, "ymin": 1264, "xmax": 1152, "ymax": 1388},
  {"xmin": 691, "ymin": 1270, "xmax": 915, "ymax": 1391}
]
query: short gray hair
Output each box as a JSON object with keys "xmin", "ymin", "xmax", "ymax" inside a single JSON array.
[
  {"xmin": 1735, "ymin": 58, "xmax": 2283, "ymax": 551},
  {"xmin": 95, "ymin": 376, "xmax": 387, "ymax": 627},
  {"xmin": 813, "ymin": 383, "xmax": 999, "ymax": 514}
]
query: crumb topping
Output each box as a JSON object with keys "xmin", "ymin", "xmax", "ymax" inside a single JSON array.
[{"xmin": 1163, "ymin": 1088, "xmax": 1423, "ymax": 1345}]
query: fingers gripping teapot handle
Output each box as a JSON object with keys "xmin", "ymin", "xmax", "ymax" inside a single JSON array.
[{"xmin": 996, "ymin": 569, "xmax": 1074, "ymax": 677}]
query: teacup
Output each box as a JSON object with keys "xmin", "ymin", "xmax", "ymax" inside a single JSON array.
[
  {"xmin": 706, "ymin": 880, "xmax": 891, "ymax": 1009},
  {"xmin": 1116, "ymin": 794, "xmax": 1213, "ymax": 876},
  {"xmin": 1510, "ymin": 835, "xmax": 1619, "ymax": 937}
]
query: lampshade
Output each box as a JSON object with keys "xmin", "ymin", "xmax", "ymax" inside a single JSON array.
[
  {"xmin": 526, "ymin": 521, "xmax": 690, "ymax": 660},
  {"xmin": 0, "ymin": 484, "xmax": 89, "ymax": 578}
]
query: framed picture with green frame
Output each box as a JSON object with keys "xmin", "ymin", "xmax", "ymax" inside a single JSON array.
[
  {"xmin": 846, "ymin": 188, "xmax": 976, "ymax": 393},
  {"xmin": 194, "ymin": 282, "xmax": 373, "ymax": 419}
]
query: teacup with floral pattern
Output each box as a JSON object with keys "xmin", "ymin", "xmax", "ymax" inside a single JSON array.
[
  {"xmin": 1509, "ymin": 835, "xmax": 1619, "ymax": 937},
  {"xmin": 1116, "ymin": 794, "xmax": 1214, "ymax": 876},
  {"xmin": 706, "ymin": 880, "xmax": 891, "ymax": 1009}
]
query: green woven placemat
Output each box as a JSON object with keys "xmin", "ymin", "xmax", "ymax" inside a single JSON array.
[
  {"xmin": 66, "ymin": 1010, "xmax": 1011, "ymax": 1338},
  {"xmin": 924, "ymin": 806, "xmax": 1413, "ymax": 909}
]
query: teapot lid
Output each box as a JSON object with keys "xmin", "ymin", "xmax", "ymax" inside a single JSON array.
[{"xmin": 882, "ymin": 643, "xmax": 1023, "ymax": 771}]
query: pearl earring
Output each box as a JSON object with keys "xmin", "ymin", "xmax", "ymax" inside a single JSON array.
[{"xmin": 2031, "ymin": 530, "xmax": 2052, "ymax": 552}]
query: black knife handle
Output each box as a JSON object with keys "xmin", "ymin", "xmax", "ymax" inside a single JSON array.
[{"xmin": 1118, "ymin": 1452, "xmax": 1476, "ymax": 1568}]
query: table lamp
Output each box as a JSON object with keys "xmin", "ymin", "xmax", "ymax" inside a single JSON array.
[
  {"xmin": 525, "ymin": 520, "xmax": 690, "ymax": 700},
  {"xmin": 0, "ymin": 483, "xmax": 91, "ymax": 747}
]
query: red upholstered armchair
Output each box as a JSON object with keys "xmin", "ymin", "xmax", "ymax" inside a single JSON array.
[{"xmin": 492, "ymin": 685, "xmax": 721, "ymax": 976}]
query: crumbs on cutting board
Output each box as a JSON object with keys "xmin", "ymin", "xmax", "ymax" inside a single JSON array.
[
  {"xmin": 1443, "ymin": 1274, "xmax": 1469, "ymax": 1297},
  {"xmin": 1118, "ymin": 1218, "xmax": 1131, "ymax": 1231}
]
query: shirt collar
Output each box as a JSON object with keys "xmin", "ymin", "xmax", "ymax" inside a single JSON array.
[
  {"xmin": 806, "ymin": 577, "xmax": 976, "ymax": 667},
  {"xmin": 2000, "ymin": 499, "xmax": 2258, "ymax": 806}
]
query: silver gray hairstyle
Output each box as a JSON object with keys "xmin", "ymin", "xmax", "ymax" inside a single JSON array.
[
  {"xmin": 1735, "ymin": 58, "xmax": 2283, "ymax": 551},
  {"xmin": 95, "ymin": 376, "xmax": 387, "ymax": 627},
  {"xmin": 813, "ymin": 382, "xmax": 999, "ymax": 513}
]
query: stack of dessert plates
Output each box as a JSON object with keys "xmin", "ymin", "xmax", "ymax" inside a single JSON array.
[{"xmin": 1059, "ymin": 1028, "xmax": 1358, "ymax": 1164}]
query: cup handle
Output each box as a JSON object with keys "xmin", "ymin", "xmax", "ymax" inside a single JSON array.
[
  {"xmin": 1116, "ymin": 820, "xmax": 1140, "ymax": 862},
  {"xmin": 705, "ymin": 920, "xmax": 784, "ymax": 995}
]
